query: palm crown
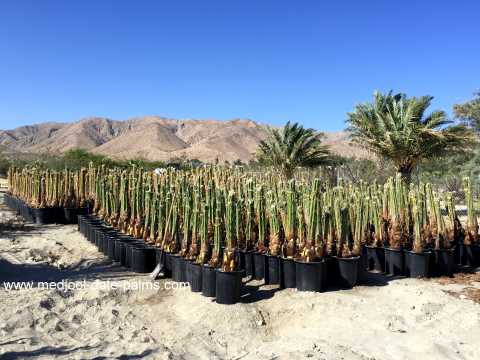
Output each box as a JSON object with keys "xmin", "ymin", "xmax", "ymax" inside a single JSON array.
[
  {"xmin": 256, "ymin": 121, "xmax": 331, "ymax": 179},
  {"xmin": 347, "ymin": 91, "xmax": 475, "ymax": 179}
]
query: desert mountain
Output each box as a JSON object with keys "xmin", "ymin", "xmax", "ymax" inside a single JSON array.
[{"xmin": 0, "ymin": 116, "xmax": 366, "ymax": 163}]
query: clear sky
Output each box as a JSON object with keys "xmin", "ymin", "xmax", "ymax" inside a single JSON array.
[{"xmin": 1, "ymin": 0, "xmax": 479, "ymax": 131}]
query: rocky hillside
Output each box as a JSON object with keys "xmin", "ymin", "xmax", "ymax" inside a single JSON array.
[{"xmin": 0, "ymin": 116, "xmax": 366, "ymax": 163}]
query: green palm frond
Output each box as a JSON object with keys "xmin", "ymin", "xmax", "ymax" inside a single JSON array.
[
  {"xmin": 256, "ymin": 121, "xmax": 331, "ymax": 178},
  {"xmin": 347, "ymin": 91, "xmax": 476, "ymax": 178}
]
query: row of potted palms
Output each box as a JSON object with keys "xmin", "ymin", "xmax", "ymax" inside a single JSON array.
[
  {"xmin": 6, "ymin": 165, "xmax": 480, "ymax": 304},
  {"xmin": 6, "ymin": 166, "xmax": 90, "ymax": 224}
]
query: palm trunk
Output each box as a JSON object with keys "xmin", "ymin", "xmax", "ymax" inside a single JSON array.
[{"xmin": 397, "ymin": 162, "xmax": 414, "ymax": 185}]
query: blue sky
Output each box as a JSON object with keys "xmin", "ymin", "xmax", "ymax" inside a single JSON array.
[{"xmin": 1, "ymin": 0, "xmax": 479, "ymax": 131}]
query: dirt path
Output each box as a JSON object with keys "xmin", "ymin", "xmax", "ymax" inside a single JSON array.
[{"xmin": 1, "ymin": 203, "xmax": 479, "ymax": 360}]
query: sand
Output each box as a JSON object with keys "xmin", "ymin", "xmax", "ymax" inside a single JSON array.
[{"xmin": 1, "ymin": 201, "xmax": 480, "ymax": 360}]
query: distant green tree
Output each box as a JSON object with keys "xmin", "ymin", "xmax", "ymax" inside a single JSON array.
[
  {"xmin": 454, "ymin": 91, "xmax": 480, "ymax": 133},
  {"xmin": 256, "ymin": 121, "xmax": 331, "ymax": 179},
  {"xmin": 347, "ymin": 91, "xmax": 476, "ymax": 182}
]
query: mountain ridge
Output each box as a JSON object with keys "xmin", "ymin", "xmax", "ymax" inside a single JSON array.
[{"xmin": 0, "ymin": 116, "xmax": 367, "ymax": 162}]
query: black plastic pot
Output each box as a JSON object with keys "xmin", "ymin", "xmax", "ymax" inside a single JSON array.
[
  {"xmin": 88, "ymin": 225, "xmax": 103, "ymax": 243},
  {"xmin": 113, "ymin": 238, "xmax": 126, "ymax": 263},
  {"xmin": 324, "ymin": 256, "xmax": 339, "ymax": 287},
  {"xmin": 215, "ymin": 270, "xmax": 243, "ymax": 305},
  {"xmin": 126, "ymin": 242, "xmax": 146, "ymax": 268},
  {"xmin": 185, "ymin": 259, "xmax": 193, "ymax": 284},
  {"xmin": 105, "ymin": 233, "xmax": 118, "ymax": 260},
  {"xmin": 201, "ymin": 265, "xmax": 217, "ymax": 297},
  {"xmin": 460, "ymin": 244, "xmax": 480, "ymax": 267},
  {"xmin": 385, "ymin": 248, "xmax": 405, "ymax": 276},
  {"xmin": 279, "ymin": 257, "xmax": 296, "ymax": 289},
  {"xmin": 336, "ymin": 256, "xmax": 359, "ymax": 288},
  {"xmin": 453, "ymin": 244, "xmax": 462, "ymax": 266},
  {"xmin": 253, "ymin": 253, "xmax": 267, "ymax": 280},
  {"xmin": 63, "ymin": 207, "xmax": 88, "ymax": 224},
  {"xmin": 77, "ymin": 214, "xmax": 86, "ymax": 233},
  {"xmin": 94, "ymin": 229, "xmax": 105, "ymax": 250},
  {"xmin": 131, "ymin": 247, "xmax": 157, "ymax": 273},
  {"xmin": 295, "ymin": 260, "xmax": 324, "ymax": 292},
  {"xmin": 32, "ymin": 207, "xmax": 56, "ymax": 225},
  {"xmin": 187, "ymin": 261, "xmax": 203, "ymax": 292},
  {"xmin": 266, "ymin": 255, "xmax": 280, "ymax": 285},
  {"xmin": 116, "ymin": 238, "xmax": 133, "ymax": 266},
  {"xmin": 165, "ymin": 252, "xmax": 173, "ymax": 275},
  {"xmin": 434, "ymin": 249, "xmax": 455, "ymax": 276},
  {"xmin": 242, "ymin": 250, "xmax": 254, "ymax": 277},
  {"xmin": 171, "ymin": 255, "xmax": 188, "ymax": 282},
  {"xmin": 405, "ymin": 251, "xmax": 431, "ymax": 278},
  {"xmin": 22, "ymin": 204, "xmax": 35, "ymax": 222},
  {"xmin": 3, "ymin": 193, "xmax": 10, "ymax": 208},
  {"xmin": 366, "ymin": 246, "xmax": 385, "ymax": 272}
]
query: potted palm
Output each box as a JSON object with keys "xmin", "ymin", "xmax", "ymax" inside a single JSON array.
[
  {"xmin": 62, "ymin": 168, "xmax": 89, "ymax": 224},
  {"xmin": 202, "ymin": 191, "xmax": 223, "ymax": 297},
  {"xmin": 384, "ymin": 175, "xmax": 406, "ymax": 276},
  {"xmin": 216, "ymin": 190, "xmax": 243, "ymax": 304},
  {"xmin": 295, "ymin": 179, "xmax": 325, "ymax": 291},
  {"xmin": 427, "ymin": 185, "xmax": 454, "ymax": 276},
  {"xmin": 265, "ymin": 191, "xmax": 282, "ymax": 285},
  {"xmin": 253, "ymin": 185, "xmax": 268, "ymax": 281},
  {"xmin": 405, "ymin": 192, "xmax": 430, "ymax": 277},
  {"xmin": 279, "ymin": 179, "xmax": 298, "ymax": 288},
  {"xmin": 186, "ymin": 189, "xmax": 203, "ymax": 291},
  {"xmin": 238, "ymin": 179, "xmax": 255, "ymax": 277},
  {"xmin": 462, "ymin": 177, "xmax": 479, "ymax": 267},
  {"xmin": 366, "ymin": 191, "xmax": 386, "ymax": 273},
  {"xmin": 334, "ymin": 198, "xmax": 360, "ymax": 288}
]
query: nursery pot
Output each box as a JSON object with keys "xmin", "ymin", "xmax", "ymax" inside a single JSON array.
[
  {"xmin": 105, "ymin": 233, "xmax": 118, "ymax": 260},
  {"xmin": 215, "ymin": 270, "xmax": 243, "ymax": 305},
  {"xmin": 126, "ymin": 242, "xmax": 146, "ymax": 269},
  {"xmin": 171, "ymin": 255, "xmax": 187, "ymax": 282},
  {"xmin": 279, "ymin": 257, "xmax": 296, "ymax": 289},
  {"xmin": 241, "ymin": 250, "xmax": 254, "ymax": 277},
  {"xmin": 460, "ymin": 244, "xmax": 480, "ymax": 267},
  {"xmin": 3, "ymin": 193, "xmax": 10, "ymax": 208},
  {"xmin": 253, "ymin": 252, "xmax": 267, "ymax": 280},
  {"xmin": 366, "ymin": 245, "xmax": 385, "ymax": 272},
  {"xmin": 77, "ymin": 214, "xmax": 87, "ymax": 233},
  {"xmin": 100, "ymin": 230, "xmax": 116, "ymax": 255},
  {"xmin": 201, "ymin": 265, "xmax": 217, "ymax": 297},
  {"xmin": 185, "ymin": 259, "xmax": 193, "ymax": 284},
  {"xmin": 336, "ymin": 256, "xmax": 360, "ymax": 288},
  {"xmin": 83, "ymin": 218, "xmax": 98, "ymax": 238},
  {"xmin": 295, "ymin": 259, "xmax": 324, "ymax": 292},
  {"xmin": 324, "ymin": 256, "xmax": 339, "ymax": 287},
  {"xmin": 94, "ymin": 229, "xmax": 105, "ymax": 251},
  {"xmin": 405, "ymin": 251, "xmax": 431, "ymax": 278},
  {"xmin": 88, "ymin": 224, "xmax": 102, "ymax": 243},
  {"xmin": 164, "ymin": 252, "xmax": 173, "ymax": 276},
  {"xmin": 453, "ymin": 244, "xmax": 462, "ymax": 266},
  {"xmin": 187, "ymin": 261, "xmax": 203, "ymax": 292},
  {"xmin": 113, "ymin": 237, "xmax": 126, "ymax": 263},
  {"xmin": 266, "ymin": 255, "xmax": 280, "ymax": 285},
  {"xmin": 63, "ymin": 207, "xmax": 88, "ymax": 224},
  {"xmin": 385, "ymin": 247, "xmax": 405, "ymax": 276},
  {"xmin": 25, "ymin": 205, "xmax": 35, "ymax": 222},
  {"xmin": 434, "ymin": 249, "xmax": 455, "ymax": 276},
  {"xmin": 51, "ymin": 207, "xmax": 64, "ymax": 223},
  {"xmin": 131, "ymin": 246, "xmax": 157, "ymax": 273},
  {"xmin": 116, "ymin": 238, "xmax": 134, "ymax": 266},
  {"xmin": 32, "ymin": 207, "xmax": 56, "ymax": 225}
]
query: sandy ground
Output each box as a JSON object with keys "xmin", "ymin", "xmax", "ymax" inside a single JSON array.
[{"xmin": 1, "ymin": 198, "xmax": 480, "ymax": 359}]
